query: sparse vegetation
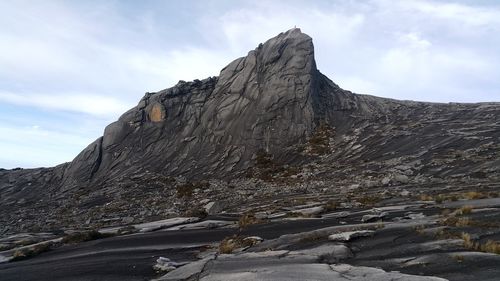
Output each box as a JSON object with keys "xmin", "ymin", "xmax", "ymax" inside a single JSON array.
[
  {"xmin": 11, "ymin": 242, "xmax": 52, "ymax": 261},
  {"xmin": 298, "ymin": 232, "xmax": 328, "ymax": 243},
  {"xmin": 458, "ymin": 205, "xmax": 473, "ymax": 215},
  {"xmin": 419, "ymin": 191, "xmax": 493, "ymax": 204},
  {"xmin": 285, "ymin": 211, "xmax": 309, "ymax": 218},
  {"xmin": 324, "ymin": 200, "xmax": 338, "ymax": 212},
  {"xmin": 452, "ymin": 254, "xmax": 464, "ymax": 262},
  {"xmin": 175, "ymin": 181, "xmax": 210, "ymax": 198},
  {"xmin": 441, "ymin": 215, "xmax": 498, "ymax": 228},
  {"xmin": 238, "ymin": 212, "xmax": 261, "ymax": 231},
  {"xmin": 176, "ymin": 183, "xmax": 195, "ymax": 198},
  {"xmin": 249, "ymin": 150, "xmax": 301, "ymax": 182},
  {"xmin": 218, "ymin": 235, "xmax": 259, "ymax": 254},
  {"xmin": 435, "ymin": 194, "xmax": 445, "ymax": 204},
  {"xmin": 357, "ymin": 195, "xmax": 382, "ymax": 207},
  {"xmin": 218, "ymin": 237, "xmax": 237, "ymax": 254},
  {"xmin": 413, "ymin": 225, "xmax": 426, "ymax": 234},
  {"xmin": 419, "ymin": 194, "xmax": 434, "ymax": 201},
  {"xmin": 461, "ymin": 232, "xmax": 500, "ymax": 254},
  {"xmin": 16, "ymin": 238, "xmax": 37, "ymax": 247},
  {"xmin": 481, "ymin": 240, "xmax": 500, "ymax": 254},
  {"xmin": 464, "ymin": 191, "xmax": 486, "ymax": 200},
  {"xmin": 184, "ymin": 208, "xmax": 208, "ymax": 219},
  {"xmin": 307, "ymin": 124, "xmax": 333, "ymax": 155},
  {"xmin": 62, "ymin": 230, "xmax": 113, "ymax": 244},
  {"xmin": 0, "ymin": 244, "xmax": 10, "ymax": 251}
]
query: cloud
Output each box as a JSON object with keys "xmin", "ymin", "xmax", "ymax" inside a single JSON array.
[
  {"xmin": 0, "ymin": 124, "xmax": 94, "ymax": 168},
  {"xmin": 399, "ymin": 0, "xmax": 500, "ymax": 27},
  {"xmin": 0, "ymin": 91, "xmax": 131, "ymax": 118}
]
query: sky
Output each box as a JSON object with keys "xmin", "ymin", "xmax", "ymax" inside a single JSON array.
[{"xmin": 0, "ymin": 0, "xmax": 499, "ymax": 169}]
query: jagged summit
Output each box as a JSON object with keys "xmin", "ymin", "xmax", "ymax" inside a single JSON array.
[{"xmin": 61, "ymin": 28, "xmax": 338, "ymax": 185}]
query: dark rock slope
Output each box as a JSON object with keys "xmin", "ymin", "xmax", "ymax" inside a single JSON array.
[{"xmin": 1, "ymin": 28, "xmax": 499, "ymax": 234}]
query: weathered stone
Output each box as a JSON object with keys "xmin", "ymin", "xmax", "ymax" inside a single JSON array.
[
  {"xmin": 362, "ymin": 212, "xmax": 388, "ymax": 223},
  {"xmin": 290, "ymin": 244, "xmax": 353, "ymax": 263},
  {"xmin": 154, "ymin": 256, "xmax": 215, "ymax": 281},
  {"xmin": 328, "ymin": 230, "xmax": 375, "ymax": 242},
  {"xmin": 204, "ymin": 201, "xmax": 225, "ymax": 215},
  {"xmin": 393, "ymin": 174, "xmax": 409, "ymax": 184},
  {"xmin": 148, "ymin": 102, "xmax": 166, "ymax": 122},
  {"xmin": 293, "ymin": 206, "xmax": 324, "ymax": 216}
]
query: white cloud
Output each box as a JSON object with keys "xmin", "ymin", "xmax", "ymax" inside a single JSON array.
[
  {"xmin": 0, "ymin": 91, "xmax": 130, "ymax": 118},
  {"xmin": 399, "ymin": 32, "xmax": 432, "ymax": 50},
  {"xmin": 0, "ymin": 125, "xmax": 94, "ymax": 168},
  {"xmin": 335, "ymin": 76, "xmax": 380, "ymax": 96},
  {"xmin": 401, "ymin": 0, "xmax": 500, "ymax": 26}
]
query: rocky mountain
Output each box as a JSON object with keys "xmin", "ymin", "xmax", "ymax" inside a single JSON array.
[
  {"xmin": 1, "ymin": 28, "xmax": 500, "ymax": 233},
  {"xmin": 1, "ymin": 28, "xmax": 500, "ymax": 281}
]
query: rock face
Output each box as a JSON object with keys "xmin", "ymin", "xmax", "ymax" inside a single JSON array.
[
  {"xmin": 0, "ymin": 29, "xmax": 379, "ymax": 192},
  {"xmin": 60, "ymin": 28, "xmax": 328, "ymax": 186},
  {"xmin": 1, "ymin": 28, "xmax": 500, "ymax": 234}
]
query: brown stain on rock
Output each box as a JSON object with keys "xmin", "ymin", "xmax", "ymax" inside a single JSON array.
[{"xmin": 149, "ymin": 102, "xmax": 166, "ymax": 122}]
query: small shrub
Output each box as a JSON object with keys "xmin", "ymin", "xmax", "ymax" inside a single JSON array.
[
  {"xmin": 255, "ymin": 150, "xmax": 274, "ymax": 168},
  {"xmin": 176, "ymin": 183, "xmax": 195, "ymax": 198},
  {"xmin": 218, "ymin": 237, "xmax": 237, "ymax": 254},
  {"xmin": 16, "ymin": 239, "xmax": 36, "ymax": 247},
  {"xmin": 488, "ymin": 191, "xmax": 499, "ymax": 198},
  {"xmin": 299, "ymin": 232, "xmax": 328, "ymax": 243},
  {"xmin": 11, "ymin": 243, "xmax": 52, "ymax": 261},
  {"xmin": 452, "ymin": 254, "xmax": 464, "ymax": 262},
  {"xmin": 286, "ymin": 211, "xmax": 307, "ymax": 218},
  {"xmin": 458, "ymin": 206, "xmax": 473, "ymax": 215},
  {"xmin": 414, "ymin": 225, "xmax": 426, "ymax": 234},
  {"xmin": 461, "ymin": 232, "xmax": 475, "ymax": 249},
  {"xmin": 218, "ymin": 235, "xmax": 257, "ymax": 254},
  {"xmin": 442, "ymin": 216, "xmax": 471, "ymax": 227},
  {"xmin": 464, "ymin": 191, "xmax": 486, "ymax": 200},
  {"xmin": 184, "ymin": 208, "xmax": 208, "ymax": 219},
  {"xmin": 357, "ymin": 195, "xmax": 382, "ymax": 206},
  {"xmin": 460, "ymin": 233, "xmax": 500, "ymax": 254},
  {"xmin": 419, "ymin": 194, "xmax": 433, "ymax": 201},
  {"xmin": 307, "ymin": 124, "xmax": 333, "ymax": 155},
  {"xmin": 238, "ymin": 213, "xmax": 260, "ymax": 231},
  {"xmin": 435, "ymin": 194, "xmax": 445, "ymax": 204},
  {"xmin": 324, "ymin": 200, "xmax": 338, "ymax": 212},
  {"xmin": 455, "ymin": 217, "xmax": 472, "ymax": 227},
  {"xmin": 480, "ymin": 240, "xmax": 500, "ymax": 254},
  {"xmin": 62, "ymin": 230, "xmax": 112, "ymax": 244}
]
